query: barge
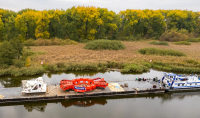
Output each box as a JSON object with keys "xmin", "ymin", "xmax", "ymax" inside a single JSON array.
[
  {"xmin": 0, "ymin": 80, "xmax": 164, "ymax": 104},
  {"xmin": 162, "ymin": 73, "xmax": 200, "ymax": 91}
]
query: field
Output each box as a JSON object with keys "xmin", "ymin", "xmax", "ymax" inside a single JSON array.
[
  {"xmin": 1, "ymin": 40, "xmax": 200, "ymax": 77},
  {"xmin": 31, "ymin": 40, "xmax": 200, "ymax": 64}
]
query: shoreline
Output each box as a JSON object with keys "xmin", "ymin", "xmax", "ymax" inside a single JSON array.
[{"xmin": 1, "ymin": 61, "xmax": 200, "ymax": 77}]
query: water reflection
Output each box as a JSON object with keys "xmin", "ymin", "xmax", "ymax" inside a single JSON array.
[
  {"xmin": 61, "ymin": 99, "xmax": 107, "ymax": 107},
  {"xmin": 46, "ymin": 71, "xmax": 103, "ymax": 78},
  {"xmin": 161, "ymin": 91, "xmax": 200, "ymax": 103},
  {"xmin": 24, "ymin": 102, "xmax": 47, "ymax": 112},
  {"xmin": 0, "ymin": 91, "xmax": 200, "ymax": 115},
  {"xmin": 0, "ymin": 75, "xmax": 42, "ymax": 88},
  {"xmin": 0, "ymin": 69, "xmax": 164, "ymax": 88}
]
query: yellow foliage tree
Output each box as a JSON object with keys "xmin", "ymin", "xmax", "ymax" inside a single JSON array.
[
  {"xmin": 35, "ymin": 10, "xmax": 50, "ymax": 39},
  {"xmin": 25, "ymin": 57, "xmax": 31, "ymax": 67}
]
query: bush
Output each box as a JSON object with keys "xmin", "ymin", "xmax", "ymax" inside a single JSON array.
[
  {"xmin": 121, "ymin": 63, "xmax": 149, "ymax": 73},
  {"xmin": 160, "ymin": 29, "xmax": 189, "ymax": 42},
  {"xmin": 118, "ymin": 37, "xmax": 129, "ymax": 41},
  {"xmin": 24, "ymin": 37, "xmax": 78, "ymax": 46},
  {"xmin": 0, "ymin": 66, "xmax": 45, "ymax": 77},
  {"xmin": 25, "ymin": 57, "xmax": 31, "ymax": 67},
  {"xmin": 51, "ymin": 38, "xmax": 77, "ymax": 45},
  {"xmin": 24, "ymin": 38, "xmax": 35, "ymax": 46},
  {"xmin": 51, "ymin": 37, "xmax": 63, "ymax": 45},
  {"xmin": 13, "ymin": 59, "xmax": 25, "ymax": 68},
  {"xmin": 0, "ymin": 64, "xmax": 10, "ymax": 69},
  {"xmin": 84, "ymin": 40, "xmax": 125, "ymax": 50},
  {"xmin": 138, "ymin": 48, "xmax": 185, "ymax": 56},
  {"xmin": 61, "ymin": 39, "xmax": 77, "ymax": 45},
  {"xmin": 35, "ymin": 38, "xmax": 52, "ymax": 46},
  {"xmin": 174, "ymin": 41, "xmax": 191, "ymax": 45},
  {"xmin": 187, "ymin": 38, "xmax": 200, "ymax": 42},
  {"xmin": 150, "ymin": 41, "xmax": 169, "ymax": 45},
  {"xmin": 22, "ymin": 49, "xmax": 35, "ymax": 57}
]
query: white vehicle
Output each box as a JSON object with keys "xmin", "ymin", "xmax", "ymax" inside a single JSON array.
[
  {"xmin": 21, "ymin": 77, "xmax": 47, "ymax": 94},
  {"xmin": 162, "ymin": 73, "xmax": 200, "ymax": 91}
]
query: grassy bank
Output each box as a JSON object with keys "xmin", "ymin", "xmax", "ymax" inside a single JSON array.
[
  {"xmin": 1, "ymin": 40, "xmax": 200, "ymax": 76},
  {"xmin": 0, "ymin": 66, "xmax": 45, "ymax": 77},
  {"xmin": 1, "ymin": 60, "xmax": 200, "ymax": 76}
]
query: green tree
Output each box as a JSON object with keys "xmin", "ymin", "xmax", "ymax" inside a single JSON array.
[
  {"xmin": 0, "ymin": 16, "xmax": 5, "ymax": 41},
  {"xmin": 0, "ymin": 41, "xmax": 16, "ymax": 65},
  {"xmin": 4, "ymin": 15, "xmax": 18, "ymax": 40},
  {"xmin": 10, "ymin": 39, "xmax": 24, "ymax": 59}
]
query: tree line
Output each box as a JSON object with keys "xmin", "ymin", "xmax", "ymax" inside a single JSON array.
[{"xmin": 0, "ymin": 6, "xmax": 200, "ymax": 42}]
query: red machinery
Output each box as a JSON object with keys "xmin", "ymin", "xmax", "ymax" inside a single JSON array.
[{"xmin": 60, "ymin": 77, "xmax": 108, "ymax": 92}]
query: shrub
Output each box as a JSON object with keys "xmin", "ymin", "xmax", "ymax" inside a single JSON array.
[
  {"xmin": 187, "ymin": 38, "xmax": 200, "ymax": 42},
  {"xmin": 35, "ymin": 39, "xmax": 52, "ymax": 46},
  {"xmin": 174, "ymin": 41, "xmax": 191, "ymax": 45},
  {"xmin": 46, "ymin": 64, "xmax": 58, "ymax": 71},
  {"xmin": 25, "ymin": 57, "xmax": 31, "ymax": 67},
  {"xmin": 0, "ymin": 64, "xmax": 10, "ymax": 69},
  {"xmin": 79, "ymin": 39, "xmax": 90, "ymax": 43},
  {"xmin": 13, "ymin": 59, "xmax": 25, "ymax": 68},
  {"xmin": 52, "ymin": 37, "xmax": 63, "ymax": 45},
  {"xmin": 24, "ymin": 38, "xmax": 35, "ymax": 46},
  {"xmin": 159, "ymin": 29, "xmax": 189, "ymax": 42},
  {"xmin": 185, "ymin": 59, "xmax": 199, "ymax": 65},
  {"xmin": 118, "ymin": 37, "xmax": 129, "ymax": 41},
  {"xmin": 84, "ymin": 40, "xmax": 125, "ymax": 50},
  {"xmin": 0, "ymin": 66, "xmax": 45, "ymax": 77},
  {"xmin": 61, "ymin": 39, "xmax": 77, "ymax": 45},
  {"xmin": 56, "ymin": 62, "xmax": 66, "ymax": 68},
  {"xmin": 121, "ymin": 63, "xmax": 149, "ymax": 73},
  {"xmin": 150, "ymin": 41, "xmax": 169, "ymax": 45},
  {"xmin": 25, "ymin": 37, "xmax": 78, "ymax": 46},
  {"xmin": 22, "ymin": 49, "xmax": 35, "ymax": 57},
  {"xmin": 138, "ymin": 48, "xmax": 185, "ymax": 56}
]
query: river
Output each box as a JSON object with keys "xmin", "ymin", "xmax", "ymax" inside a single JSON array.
[{"xmin": 0, "ymin": 70, "xmax": 200, "ymax": 118}]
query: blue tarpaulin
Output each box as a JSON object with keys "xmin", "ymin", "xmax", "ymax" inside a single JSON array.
[{"xmin": 74, "ymin": 86, "xmax": 85, "ymax": 90}]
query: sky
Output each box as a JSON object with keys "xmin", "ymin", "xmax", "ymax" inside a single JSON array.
[{"xmin": 1, "ymin": 0, "xmax": 200, "ymax": 13}]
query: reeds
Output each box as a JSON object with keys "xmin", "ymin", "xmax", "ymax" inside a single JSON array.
[
  {"xmin": 121, "ymin": 63, "xmax": 149, "ymax": 73},
  {"xmin": 84, "ymin": 40, "xmax": 125, "ymax": 50},
  {"xmin": 0, "ymin": 66, "xmax": 45, "ymax": 77},
  {"xmin": 174, "ymin": 41, "xmax": 191, "ymax": 45},
  {"xmin": 187, "ymin": 38, "xmax": 200, "ymax": 42},
  {"xmin": 24, "ymin": 38, "xmax": 77, "ymax": 46},
  {"xmin": 138, "ymin": 48, "xmax": 186, "ymax": 56},
  {"xmin": 45, "ymin": 62, "xmax": 108, "ymax": 72},
  {"xmin": 150, "ymin": 41, "xmax": 169, "ymax": 45},
  {"xmin": 1, "ymin": 60, "xmax": 200, "ymax": 76}
]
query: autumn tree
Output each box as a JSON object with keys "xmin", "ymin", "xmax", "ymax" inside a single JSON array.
[{"xmin": 35, "ymin": 10, "xmax": 50, "ymax": 39}]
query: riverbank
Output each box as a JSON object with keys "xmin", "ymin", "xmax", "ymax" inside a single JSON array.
[{"xmin": 1, "ymin": 40, "xmax": 200, "ymax": 77}]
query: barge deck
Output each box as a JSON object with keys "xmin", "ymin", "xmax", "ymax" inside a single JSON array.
[{"xmin": 0, "ymin": 81, "xmax": 164, "ymax": 104}]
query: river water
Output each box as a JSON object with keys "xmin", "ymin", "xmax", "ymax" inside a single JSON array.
[{"xmin": 0, "ymin": 70, "xmax": 200, "ymax": 118}]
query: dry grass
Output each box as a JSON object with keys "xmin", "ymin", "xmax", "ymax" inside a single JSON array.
[{"xmin": 30, "ymin": 40, "xmax": 200, "ymax": 64}]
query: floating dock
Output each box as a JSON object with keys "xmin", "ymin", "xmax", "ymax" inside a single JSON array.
[{"xmin": 0, "ymin": 81, "xmax": 165, "ymax": 104}]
